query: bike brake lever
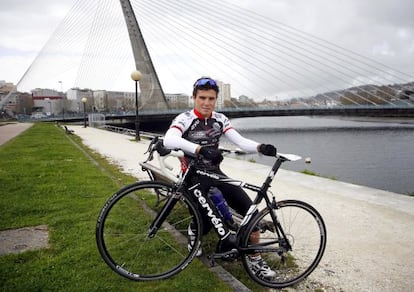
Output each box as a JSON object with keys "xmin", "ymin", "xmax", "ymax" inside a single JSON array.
[
  {"xmin": 144, "ymin": 136, "xmax": 159, "ymax": 154},
  {"xmin": 143, "ymin": 137, "xmax": 159, "ymax": 162}
]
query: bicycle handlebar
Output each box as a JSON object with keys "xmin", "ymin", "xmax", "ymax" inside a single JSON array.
[{"xmin": 142, "ymin": 137, "xmax": 302, "ymax": 184}]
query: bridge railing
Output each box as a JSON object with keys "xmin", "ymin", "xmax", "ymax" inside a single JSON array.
[{"xmin": 15, "ymin": 102, "xmax": 414, "ymax": 123}]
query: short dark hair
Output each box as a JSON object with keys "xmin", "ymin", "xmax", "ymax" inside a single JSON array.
[{"xmin": 192, "ymin": 77, "xmax": 219, "ymax": 97}]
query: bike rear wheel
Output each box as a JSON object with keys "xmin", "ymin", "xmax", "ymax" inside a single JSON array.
[
  {"xmin": 96, "ymin": 181, "xmax": 202, "ymax": 281},
  {"xmin": 241, "ymin": 200, "xmax": 327, "ymax": 288}
]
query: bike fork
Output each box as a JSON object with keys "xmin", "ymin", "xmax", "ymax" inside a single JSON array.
[
  {"xmin": 147, "ymin": 192, "xmax": 180, "ymax": 238},
  {"xmin": 268, "ymin": 208, "xmax": 293, "ymax": 251}
]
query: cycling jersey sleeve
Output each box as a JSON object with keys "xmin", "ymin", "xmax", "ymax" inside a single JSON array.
[
  {"xmin": 164, "ymin": 127, "xmax": 199, "ymax": 154},
  {"xmin": 224, "ymin": 128, "xmax": 260, "ymax": 153}
]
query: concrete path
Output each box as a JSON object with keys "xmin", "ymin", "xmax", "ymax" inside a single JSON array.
[
  {"xmin": 0, "ymin": 123, "xmax": 33, "ymax": 145},
  {"xmin": 65, "ymin": 125, "xmax": 414, "ymax": 291}
]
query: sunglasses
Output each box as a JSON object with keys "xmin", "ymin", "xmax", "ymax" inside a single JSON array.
[{"xmin": 193, "ymin": 78, "xmax": 217, "ymax": 87}]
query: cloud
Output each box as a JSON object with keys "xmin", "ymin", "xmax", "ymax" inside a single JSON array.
[
  {"xmin": 0, "ymin": 0, "xmax": 76, "ymax": 84},
  {"xmin": 0, "ymin": 0, "xmax": 413, "ymax": 98},
  {"xmin": 0, "ymin": 0, "xmax": 73, "ymax": 52}
]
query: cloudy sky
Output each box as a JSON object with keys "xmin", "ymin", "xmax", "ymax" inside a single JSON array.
[{"xmin": 1, "ymin": 0, "xmax": 413, "ymax": 97}]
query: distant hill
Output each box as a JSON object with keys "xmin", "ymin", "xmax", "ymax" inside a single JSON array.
[{"xmin": 300, "ymin": 81, "xmax": 414, "ymax": 105}]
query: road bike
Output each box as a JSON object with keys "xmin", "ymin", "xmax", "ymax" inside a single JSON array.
[{"xmin": 95, "ymin": 138, "xmax": 327, "ymax": 289}]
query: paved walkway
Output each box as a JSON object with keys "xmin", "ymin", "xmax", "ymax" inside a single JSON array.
[
  {"xmin": 67, "ymin": 125, "xmax": 413, "ymax": 292},
  {"xmin": 0, "ymin": 123, "xmax": 33, "ymax": 145}
]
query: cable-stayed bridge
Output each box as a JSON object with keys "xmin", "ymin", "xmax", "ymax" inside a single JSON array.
[{"xmin": 2, "ymin": 0, "xmax": 414, "ymax": 120}]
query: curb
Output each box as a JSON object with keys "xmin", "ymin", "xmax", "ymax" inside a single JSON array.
[{"xmin": 199, "ymin": 257, "xmax": 251, "ymax": 291}]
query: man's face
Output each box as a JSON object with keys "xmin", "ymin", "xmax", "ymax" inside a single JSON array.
[{"xmin": 193, "ymin": 89, "xmax": 217, "ymax": 118}]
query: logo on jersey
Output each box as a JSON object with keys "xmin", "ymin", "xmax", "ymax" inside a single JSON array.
[
  {"xmin": 207, "ymin": 122, "xmax": 222, "ymax": 138},
  {"xmin": 190, "ymin": 119, "xmax": 200, "ymax": 131}
]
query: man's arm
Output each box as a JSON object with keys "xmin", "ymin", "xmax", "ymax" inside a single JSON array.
[
  {"xmin": 164, "ymin": 127, "xmax": 201, "ymax": 154},
  {"xmin": 226, "ymin": 129, "xmax": 277, "ymax": 156},
  {"xmin": 224, "ymin": 128, "xmax": 261, "ymax": 152}
]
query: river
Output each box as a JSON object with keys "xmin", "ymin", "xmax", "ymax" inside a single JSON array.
[{"xmin": 223, "ymin": 116, "xmax": 414, "ymax": 195}]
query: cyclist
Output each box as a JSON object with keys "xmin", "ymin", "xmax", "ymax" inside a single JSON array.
[{"xmin": 164, "ymin": 77, "xmax": 277, "ymax": 278}]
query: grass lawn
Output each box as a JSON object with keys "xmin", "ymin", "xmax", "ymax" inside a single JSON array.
[{"xmin": 0, "ymin": 123, "xmax": 232, "ymax": 291}]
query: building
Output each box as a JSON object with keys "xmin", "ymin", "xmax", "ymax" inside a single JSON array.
[
  {"xmin": 215, "ymin": 80, "xmax": 231, "ymax": 109},
  {"xmin": 66, "ymin": 88, "xmax": 94, "ymax": 112},
  {"xmin": 14, "ymin": 93, "xmax": 33, "ymax": 115},
  {"xmin": 31, "ymin": 88, "xmax": 63, "ymax": 116},
  {"xmin": 93, "ymin": 90, "xmax": 130, "ymax": 112},
  {"xmin": 0, "ymin": 81, "xmax": 16, "ymax": 113},
  {"xmin": 0, "ymin": 80, "xmax": 14, "ymax": 95},
  {"xmin": 221, "ymin": 83, "xmax": 231, "ymax": 106},
  {"xmin": 165, "ymin": 93, "xmax": 190, "ymax": 109}
]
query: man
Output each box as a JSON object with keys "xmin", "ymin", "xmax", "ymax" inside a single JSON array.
[{"xmin": 164, "ymin": 77, "xmax": 277, "ymax": 278}]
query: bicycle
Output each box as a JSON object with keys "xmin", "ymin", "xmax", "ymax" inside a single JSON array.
[{"xmin": 95, "ymin": 137, "xmax": 327, "ymax": 289}]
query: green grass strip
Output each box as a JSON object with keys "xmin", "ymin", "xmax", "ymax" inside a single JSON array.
[{"xmin": 0, "ymin": 123, "xmax": 230, "ymax": 291}]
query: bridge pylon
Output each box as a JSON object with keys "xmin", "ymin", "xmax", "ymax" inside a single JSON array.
[{"xmin": 119, "ymin": 0, "xmax": 170, "ymax": 110}]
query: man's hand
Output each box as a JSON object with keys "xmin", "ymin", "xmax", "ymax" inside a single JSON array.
[
  {"xmin": 199, "ymin": 147, "xmax": 223, "ymax": 164},
  {"xmin": 258, "ymin": 144, "xmax": 277, "ymax": 156}
]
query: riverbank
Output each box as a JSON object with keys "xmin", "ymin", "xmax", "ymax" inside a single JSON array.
[
  {"xmin": 337, "ymin": 116, "xmax": 414, "ymax": 124},
  {"xmin": 69, "ymin": 125, "xmax": 414, "ymax": 291}
]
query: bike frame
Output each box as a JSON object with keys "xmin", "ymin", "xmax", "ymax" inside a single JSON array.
[{"xmin": 148, "ymin": 154, "xmax": 293, "ymax": 255}]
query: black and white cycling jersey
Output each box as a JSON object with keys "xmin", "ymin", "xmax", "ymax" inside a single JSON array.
[{"xmin": 164, "ymin": 108, "xmax": 259, "ymax": 156}]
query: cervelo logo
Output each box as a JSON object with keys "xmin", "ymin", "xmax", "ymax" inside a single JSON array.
[{"xmin": 193, "ymin": 188, "xmax": 226, "ymax": 236}]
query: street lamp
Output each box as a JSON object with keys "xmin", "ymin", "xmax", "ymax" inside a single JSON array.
[
  {"xmin": 59, "ymin": 81, "xmax": 65, "ymax": 122},
  {"xmin": 48, "ymin": 101, "xmax": 52, "ymax": 116},
  {"xmin": 131, "ymin": 70, "xmax": 142, "ymax": 141},
  {"xmin": 81, "ymin": 97, "xmax": 87, "ymax": 128}
]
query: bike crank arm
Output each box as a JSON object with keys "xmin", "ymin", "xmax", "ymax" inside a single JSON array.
[
  {"xmin": 207, "ymin": 248, "xmax": 239, "ymax": 266},
  {"xmin": 238, "ymin": 244, "xmax": 286, "ymax": 255}
]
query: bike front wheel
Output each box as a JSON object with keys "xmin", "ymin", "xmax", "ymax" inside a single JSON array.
[
  {"xmin": 241, "ymin": 200, "xmax": 327, "ymax": 288},
  {"xmin": 96, "ymin": 181, "xmax": 202, "ymax": 281}
]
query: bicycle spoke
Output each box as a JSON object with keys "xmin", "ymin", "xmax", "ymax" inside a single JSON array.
[
  {"xmin": 241, "ymin": 200, "xmax": 326, "ymax": 289},
  {"xmin": 96, "ymin": 181, "xmax": 202, "ymax": 280}
]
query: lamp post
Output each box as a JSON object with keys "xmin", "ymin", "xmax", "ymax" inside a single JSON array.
[
  {"xmin": 47, "ymin": 101, "xmax": 52, "ymax": 116},
  {"xmin": 81, "ymin": 97, "xmax": 87, "ymax": 128},
  {"xmin": 131, "ymin": 70, "xmax": 142, "ymax": 141},
  {"xmin": 59, "ymin": 81, "xmax": 65, "ymax": 122}
]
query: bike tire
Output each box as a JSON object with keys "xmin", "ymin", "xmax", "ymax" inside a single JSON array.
[
  {"xmin": 240, "ymin": 199, "xmax": 327, "ymax": 288},
  {"xmin": 96, "ymin": 181, "xmax": 202, "ymax": 281}
]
